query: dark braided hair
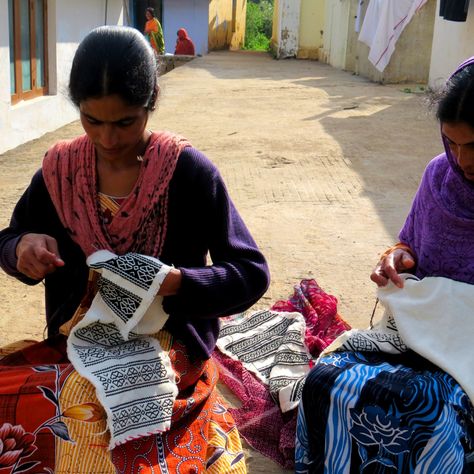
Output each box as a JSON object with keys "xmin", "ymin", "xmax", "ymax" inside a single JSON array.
[{"xmin": 435, "ymin": 63, "xmax": 474, "ymax": 127}]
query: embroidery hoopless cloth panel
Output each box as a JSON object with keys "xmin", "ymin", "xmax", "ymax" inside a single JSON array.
[
  {"xmin": 321, "ymin": 274, "xmax": 474, "ymax": 404},
  {"xmin": 67, "ymin": 250, "xmax": 177, "ymax": 448}
]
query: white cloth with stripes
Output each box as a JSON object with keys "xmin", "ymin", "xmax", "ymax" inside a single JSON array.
[{"xmin": 67, "ymin": 250, "xmax": 178, "ymax": 449}]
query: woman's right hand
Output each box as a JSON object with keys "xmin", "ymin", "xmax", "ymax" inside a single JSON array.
[
  {"xmin": 16, "ymin": 233, "xmax": 65, "ymax": 280},
  {"xmin": 370, "ymin": 248, "xmax": 415, "ymax": 288}
]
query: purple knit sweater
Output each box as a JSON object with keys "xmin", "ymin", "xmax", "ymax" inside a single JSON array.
[
  {"xmin": 399, "ymin": 153, "xmax": 474, "ymax": 284},
  {"xmin": 0, "ymin": 147, "xmax": 270, "ymax": 359}
]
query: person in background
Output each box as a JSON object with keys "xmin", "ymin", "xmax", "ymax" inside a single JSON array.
[
  {"xmin": 0, "ymin": 25, "xmax": 269, "ymax": 473},
  {"xmin": 174, "ymin": 28, "xmax": 195, "ymax": 56},
  {"xmin": 144, "ymin": 7, "xmax": 164, "ymax": 54}
]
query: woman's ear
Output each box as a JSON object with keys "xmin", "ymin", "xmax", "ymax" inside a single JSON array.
[{"xmin": 148, "ymin": 84, "xmax": 160, "ymax": 111}]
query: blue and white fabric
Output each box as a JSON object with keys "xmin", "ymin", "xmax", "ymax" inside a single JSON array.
[{"xmin": 296, "ymin": 275, "xmax": 474, "ymax": 473}]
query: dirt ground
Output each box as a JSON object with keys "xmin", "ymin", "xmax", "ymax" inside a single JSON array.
[{"xmin": 0, "ymin": 51, "xmax": 442, "ymax": 472}]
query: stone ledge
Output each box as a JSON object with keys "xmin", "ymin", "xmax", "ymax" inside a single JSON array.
[{"xmin": 157, "ymin": 54, "xmax": 195, "ymax": 76}]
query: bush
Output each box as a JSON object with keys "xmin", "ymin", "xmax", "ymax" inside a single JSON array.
[{"xmin": 245, "ymin": 0, "xmax": 273, "ymax": 51}]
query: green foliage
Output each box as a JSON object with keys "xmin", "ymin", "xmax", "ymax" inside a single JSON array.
[{"xmin": 244, "ymin": 0, "xmax": 273, "ymax": 51}]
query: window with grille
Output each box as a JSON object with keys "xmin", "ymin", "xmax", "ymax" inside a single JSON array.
[{"xmin": 8, "ymin": 0, "xmax": 48, "ymax": 104}]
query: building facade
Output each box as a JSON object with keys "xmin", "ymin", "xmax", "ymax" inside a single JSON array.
[{"xmin": 0, "ymin": 0, "xmax": 246, "ymax": 154}]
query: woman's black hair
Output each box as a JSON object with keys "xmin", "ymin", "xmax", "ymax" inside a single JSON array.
[
  {"xmin": 146, "ymin": 7, "xmax": 156, "ymax": 17},
  {"xmin": 69, "ymin": 26, "xmax": 158, "ymax": 110},
  {"xmin": 435, "ymin": 63, "xmax": 474, "ymax": 128}
]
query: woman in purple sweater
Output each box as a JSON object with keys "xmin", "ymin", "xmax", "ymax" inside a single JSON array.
[{"xmin": 0, "ymin": 26, "xmax": 268, "ymax": 473}]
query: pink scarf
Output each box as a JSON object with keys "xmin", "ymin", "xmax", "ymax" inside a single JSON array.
[{"xmin": 42, "ymin": 131, "xmax": 190, "ymax": 257}]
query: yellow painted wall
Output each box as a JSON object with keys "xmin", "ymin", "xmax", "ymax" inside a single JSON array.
[
  {"xmin": 271, "ymin": 0, "xmax": 280, "ymax": 54},
  {"xmin": 297, "ymin": 0, "xmax": 324, "ymax": 59},
  {"xmin": 209, "ymin": 0, "xmax": 247, "ymax": 51}
]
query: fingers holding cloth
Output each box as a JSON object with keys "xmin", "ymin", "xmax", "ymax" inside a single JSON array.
[
  {"xmin": 86, "ymin": 250, "xmax": 172, "ymax": 339},
  {"xmin": 371, "ymin": 243, "xmax": 416, "ymax": 288}
]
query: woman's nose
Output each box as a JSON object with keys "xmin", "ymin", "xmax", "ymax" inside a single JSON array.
[
  {"xmin": 100, "ymin": 124, "xmax": 119, "ymax": 148},
  {"xmin": 457, "ymin": 145, "xmax": 474, "ymax": 167}
]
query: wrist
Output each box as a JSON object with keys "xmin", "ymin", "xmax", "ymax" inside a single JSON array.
[
  {"xmin": 159, "ymin": 268, "xmax": 182, "ymax": 296},
  {"xmin": 380, "ymin": 242, "xmax": 416, "ymax": 261}
]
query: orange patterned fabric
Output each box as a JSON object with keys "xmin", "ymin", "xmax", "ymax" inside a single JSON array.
[
  {"xmin": 0, "ymin": 337, "xmax": 246, "ymax": 473},
  {"xmin": 112, "ymin": 339, "xmax": 246, "ymax": 473}
]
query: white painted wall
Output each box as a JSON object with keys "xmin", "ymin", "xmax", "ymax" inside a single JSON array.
[
  {"xmin": 163, "ymin": 0, "xmax": 208, "ymax": 55},
  {"xmin": 0, "ymin": 0, "xmax": 125, "ymax": 154},
  {"xmin": 275, "ymin": 0, "xmax": 301, "ymax": 58},
  {"xmin": 322, "ymin": 0, "xmax": 351, "ymax": 69},
  {"xmin": 429, "ymin": 0, "xmax": 474, "ymax": 87},
  {"xmin": 0, "ymin": 0, "xmax": 11, "ymax": 137}
]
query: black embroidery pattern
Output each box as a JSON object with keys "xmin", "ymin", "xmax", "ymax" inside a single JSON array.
[
  {"xmin": 218, "ymin": 311, "xmax": 311, "ymax": 412},
  {"xmin": 112, "ymin": 394, "xmax": 174, "ymax": 436},
  {"xmin": 93, "ymin": 359, "xmax": 170, "ymax": 396},
  {"xmin": 72, "ymin": 339, "xmax": 155, "ymax": 367},
  {"xmin": 219, "ymin": 309, "xmax": 275, "ymax": 337},
  {"xmin": 69, "ymin": 251, "xmax": 176, "ymax": 447},
  {"xmin": 98, "ymin": 277, "xmax": 142, "ymax": 324},
  {"xmin": 90, "ymin": 253, "xmax": 163, "ymax": 291}
]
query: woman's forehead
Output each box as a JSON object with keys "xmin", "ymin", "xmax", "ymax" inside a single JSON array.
[
  {"xmin": 442, "ymin": 121, "xmax": 474, "ymax": 143},
  {"xmin": 80, "ymin": 95, "xmax": 144, "ymax": 120}
]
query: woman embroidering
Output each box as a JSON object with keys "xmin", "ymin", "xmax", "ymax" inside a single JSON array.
[
  {"xmin": 296, "ymin": 57, "xmax": 474, "ymax": 473},
  {"xmin": 0, "ymin": 26, "xmax": 269, "ymax": 473}
]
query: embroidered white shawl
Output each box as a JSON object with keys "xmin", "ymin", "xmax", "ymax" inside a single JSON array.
[
  {"xmin": 67, "ymin": 250, "xmax": 178, "ymax": 448},
  {"xmin": 322, "ymin": 275, "xmax": 474, "ymax": 404}
]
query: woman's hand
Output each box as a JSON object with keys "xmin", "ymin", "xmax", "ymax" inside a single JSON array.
[
  {"xmin": 370, "ymin": 248, "xmax": 415, "ymax": 288},
  {"xmin": 16, "ymin": 233, "xmax": 65, "ymax": 280},
  {"xmin": 159, "ymin": 267, "xmax": 182, "ymax": 296}
]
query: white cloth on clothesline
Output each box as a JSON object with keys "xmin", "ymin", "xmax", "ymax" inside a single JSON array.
[{"xmin": 358, "ymin": 0, "xmax": 428, "ymax": 72}]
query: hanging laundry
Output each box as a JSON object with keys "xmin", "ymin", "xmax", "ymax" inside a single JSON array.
[
  {"xmin": 440, "ymin": 0, "xmax": 470, "ymax": 22},
  {"xmin": 358, "ymin": 0, "xmax": 428, "ymax": 72}
]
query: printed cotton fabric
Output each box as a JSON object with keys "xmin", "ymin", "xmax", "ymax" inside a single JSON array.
[
  {"xmin": 0, "ymin": 336, "xmax": 246, "ymax": 473},
  {"xmin": 296, "ymin": 276, "xmax": 474, "ymax": 473}
]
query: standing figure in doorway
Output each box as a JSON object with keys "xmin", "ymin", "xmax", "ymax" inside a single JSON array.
[{"xmin": 144, "ymin": 7, "xmax": 164, "ymax": 54}]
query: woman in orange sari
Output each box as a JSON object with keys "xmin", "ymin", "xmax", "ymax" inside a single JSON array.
[{"xmin": 144, "ymin": 7, "xmax": 164, "ymax": 54}]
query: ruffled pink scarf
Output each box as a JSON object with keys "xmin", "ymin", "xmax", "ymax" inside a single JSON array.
[{"xmin": 42, "ymin": 131, "xmax": 190, "ymax": 257}]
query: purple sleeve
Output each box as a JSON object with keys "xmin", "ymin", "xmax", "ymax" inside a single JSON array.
[
  {"xmin": 0, "ymin": 170, "xmax": 50, "ymax": 285},
  {"xmin": 398, "ymin": 161, "xmax": 433, "ymax": 262},
  {"xmin": 398, "ymin": 202, "xmax": 416, "ymax": 250}
]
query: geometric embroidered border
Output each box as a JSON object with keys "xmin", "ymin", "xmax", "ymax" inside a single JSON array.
[
  {"xmin": 90, "ymin": 252, "xmax": 163, "ymax": 291},
  {"xmin": 217, "ymin": 310, "xmax": 311, "ymax": 412}
]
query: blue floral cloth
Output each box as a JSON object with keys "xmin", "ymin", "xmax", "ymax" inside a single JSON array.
[{"xmin": 295, "ymin": 351, "xmax": 474, "ymax": 473}]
